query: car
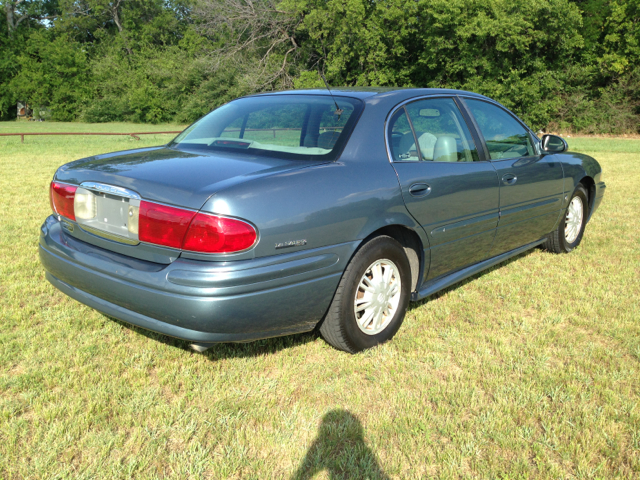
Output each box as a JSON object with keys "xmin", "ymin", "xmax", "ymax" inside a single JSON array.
[{"xmin": 39, "ymin": 88, "xmax": 606, "ymax": 353}]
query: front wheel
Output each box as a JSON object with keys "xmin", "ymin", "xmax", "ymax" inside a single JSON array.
[
  {"xmin": 544, "ymin": 184, "xmax": 589, "ymax": 254},
  {"xmin": 319, "ymin": 236, "xmax": 411, "ymax": 353}
]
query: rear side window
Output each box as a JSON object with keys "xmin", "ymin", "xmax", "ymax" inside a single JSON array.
[
  {"xmin": 171, "ymin": 95, "xmax": 363, "ymax": 161},
  {"xmin": 388, "ymin": 109, "xmax": 420, "ymax": 161},
  {"xmin": 388, "ymin": 97, "xmax": 479, "ymax": 162},
  {"xmin": 464, "ymin": 99, "xmax": 534, "ymax": 160}
]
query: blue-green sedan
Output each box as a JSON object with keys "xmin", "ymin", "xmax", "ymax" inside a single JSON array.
[{"xmin": 40, "ymin": 88, "xmax": 605, "ymax": 353}]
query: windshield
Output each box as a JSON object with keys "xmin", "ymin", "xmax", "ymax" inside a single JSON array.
[{"xmin": 169, "ymin": 95, "xmax": 364, "ymax": 161}]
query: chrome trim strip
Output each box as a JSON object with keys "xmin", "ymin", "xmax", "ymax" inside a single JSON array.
[
  {"xmin": 79, "ymin": 225, "xmax": 141, "ymax": 246},
  {"xmin": 81, "ymin": 182, "xmax": 141, "ymax": 200}
]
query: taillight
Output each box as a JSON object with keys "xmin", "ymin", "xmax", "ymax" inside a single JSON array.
[
  {"xmin": 139, "ymin": 201, "xmax": 257, "ymax": 253},
  {"xmin": 182, "ymin": 213, "xmax": 257, "ymax": 253},
  {"xmin": 139, "ymin": 201, "xmax": 194, "ymax": 249},
  {"xmin": 50, "ymin": 182, "xmax": 77, "ymax": 221},
  {"xmin": 49, "ymin": 186, "xmax": 257, "ymax": 254}
]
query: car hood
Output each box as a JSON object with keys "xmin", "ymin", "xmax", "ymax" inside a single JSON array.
[{"xmin": 55, "ymin": 146, "xmax": 326, "ymax": 210}]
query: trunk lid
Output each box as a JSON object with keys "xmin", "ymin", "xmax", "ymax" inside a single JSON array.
[
  {"xmin": 54, "ymin": 146, "xmax": 325, "ymax": 262},
  {"xmin": 55, "ymin": 146, "xmax": 320, "ymax": 210}
]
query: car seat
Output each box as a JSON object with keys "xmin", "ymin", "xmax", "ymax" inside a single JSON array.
[
  {"xmin": 433, "ymin": 136, "xmax": 458, "ymax": 162},
  {"xmin": 317, "ymin": 131, "xmax": 340, "ymax": 150},
  {"xmin": 398, "ymin": 132, "xmax": 437, "ymax": 160}
]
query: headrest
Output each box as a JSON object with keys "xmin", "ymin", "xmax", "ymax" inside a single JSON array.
[
  {"xmin": 317, "ymin": 131, "xmax": 339, "ymax": 150},
  {"xmin": 433, "ymin": 136, "xmax": 457, "ymax": 162}
]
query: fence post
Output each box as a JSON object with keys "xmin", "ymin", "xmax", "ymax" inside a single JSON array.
[{"xmin": 21, "ymin": 134, "xmax": 24, "ymax": 143}]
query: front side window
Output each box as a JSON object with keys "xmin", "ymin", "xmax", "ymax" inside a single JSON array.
[
  {"xmin": 170, "ymin": 95, "xmax": 363, "ymax": 161},
  {"xmin": 464, "ymin": 99, "xmax": 534, "ymax": 160},
  {"xmin": 388, "ymin": 98, "xmax": 479, "ymax": 162}
]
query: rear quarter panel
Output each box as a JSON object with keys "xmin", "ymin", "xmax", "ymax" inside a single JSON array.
[{"xmin": 187, "ymin": 101, "xmax": 427, "ymax": 263}]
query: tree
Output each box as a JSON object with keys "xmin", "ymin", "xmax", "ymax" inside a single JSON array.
[
  {"xmin": 193, "ymin": 0, "xmax": 301, "ymax": 90},
  {"xmin": 9, "ymin": 30, "xmax": 91, "ymax": 120},
  {"xmin": 2, "ymin": 0, "xmax": 57, "ymax": 35},
  {"xmin": 598, "ymin": 0, "xmax": 640, "ymax": 76},
  {"xmin": 56, "ymin": 0, "xmax": 193, "ymax": 49},
  {"xmin": 289, "ymin": 0, "xmax": 585, "ymax": 129}
]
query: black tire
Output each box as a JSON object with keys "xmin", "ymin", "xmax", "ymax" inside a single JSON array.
[
  {"xmin": 319, "ymin": 235, "xmax": 411, "ymax": 353},
  {"xmin": 543, "ymin": 184, "xmax": 589, "ymax": 254}
]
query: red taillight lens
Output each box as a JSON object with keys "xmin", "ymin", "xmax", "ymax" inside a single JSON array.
[
  {"xmin": 134, "ymin": 200, "xmax": 258, "ymax": 253},
  {"xmin": 183, "ymin": 213, "xmax": 257, "ymax": 253},
  {"xmin": 139, "ymin": 201, "xmax": 195, "ymax": 249},
  {"xmin": 50, "ymin": 182, "xmax": 77, "ymax": 221}
]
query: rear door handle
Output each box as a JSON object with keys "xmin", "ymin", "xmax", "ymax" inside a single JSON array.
[
  {"xmin": 501, "ymin": 173, "xmax": 517, "ymax": 185},
  {"xmin": 409, "ymin": 183, "xmax": 431, "ymax": 197}
]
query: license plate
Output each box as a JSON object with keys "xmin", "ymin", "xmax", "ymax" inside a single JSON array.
[{"xmin": 74, "ymin": 184, "xmax": 140, "ymax": 245}]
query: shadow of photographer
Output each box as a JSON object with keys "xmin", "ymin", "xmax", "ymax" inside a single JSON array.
[{"xmin": 291, "ymin": 409, "xmax": 389, "ymax": 480}]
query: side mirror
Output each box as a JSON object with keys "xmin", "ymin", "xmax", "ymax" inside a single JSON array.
[{"xmin": 541, "ymin": 134, "xmax": 568, "ymax": 153}]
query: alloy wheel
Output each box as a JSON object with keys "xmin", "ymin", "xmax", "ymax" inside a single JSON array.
[
  {"xmin": 354, "ymin": 259, "xmax": 402, "ymax": 335},
  {"xmin": 565, "ymin": 196, "xmax": 584, "ymax": 243}
]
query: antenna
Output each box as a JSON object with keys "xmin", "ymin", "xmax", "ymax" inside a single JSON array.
[{"xmin": 320, "ymin": 73, "xmax": 343, "ymax": 116}]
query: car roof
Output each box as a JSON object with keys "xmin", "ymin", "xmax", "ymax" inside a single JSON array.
[{"xmin": 251, "ymin": 87, "xmax": 491, "ymax": 100}]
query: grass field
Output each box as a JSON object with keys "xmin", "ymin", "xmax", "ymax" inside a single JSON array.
[{"xmin": 1, "ymin": 122, "xmax": 639, "ymax": 479}]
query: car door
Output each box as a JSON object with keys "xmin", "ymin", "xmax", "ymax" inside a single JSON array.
[
  {"xmin": 389, "ymin": 97, "xmax": 500, "ymax": 281},
  {"xmin": 460, "ymin": 98, "xmax": 565, "ymax": 257}
]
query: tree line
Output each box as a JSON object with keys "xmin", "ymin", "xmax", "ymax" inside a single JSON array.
[{"xmin": 1, "ymin": 0, "xmax": 638, "ymax": 132}]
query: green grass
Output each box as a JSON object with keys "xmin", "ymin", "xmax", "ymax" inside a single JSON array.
[
  {"xmin": 566, "ymin": 135, "xmax": 640, "ymax": 154},
  {"xmin": 1, "ymin": 122, "xmax": 639, "ymax": 479}
]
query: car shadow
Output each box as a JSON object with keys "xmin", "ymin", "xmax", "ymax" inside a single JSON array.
[
  {"xmin": 409, "ymin": 247, "xmax": 538, "ymax": 310},
  {"xmin": 105, "ymin": 316, "xmax": 317, "ymax": 359},
  {"xmin": 290, "ymin": 409, "xmax": 389, "ymax": 480}
]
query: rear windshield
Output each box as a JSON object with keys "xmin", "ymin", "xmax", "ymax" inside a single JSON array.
[{"xmin": 169, "ymin": 95, "xmax": 364, "ymax": 161}]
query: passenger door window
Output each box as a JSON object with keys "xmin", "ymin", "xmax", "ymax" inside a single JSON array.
[
  {"xmin": 388, "ymin": 98, "xmax": 479, "ymax": 162},
  {"xmin": 464, "ymin": 99, "xmax": 534, "ymax": 160}
]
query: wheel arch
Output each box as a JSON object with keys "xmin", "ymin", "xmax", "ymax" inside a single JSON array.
[
  {"xmin": 578, "ymin": 175, "xmax": 596, "ymax": 220},
  {"xmin": 359, "ymin": 225, "xmax": 425, "ymax": 293}
]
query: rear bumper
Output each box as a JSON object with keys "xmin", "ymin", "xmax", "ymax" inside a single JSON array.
[{"xmin": 39, "ymin": 215, "xmax": 356, "ymax": 343}]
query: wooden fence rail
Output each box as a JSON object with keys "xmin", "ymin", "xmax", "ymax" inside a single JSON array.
[
  {"xmin": 0, "ymin": 127, "xmax": 343, "ymax": 143},
  {"xmin": 0, "ymin": 131, "xmax": 183, "ymax": 144}
]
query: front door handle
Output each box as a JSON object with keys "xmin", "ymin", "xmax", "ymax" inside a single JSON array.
[
  {"xmin": 409, "ymin": 183, "xmax": 431, "ymax": 197},
  {"xmin": 501, "ymin": 173, "xmax": 517, "ymax": 185}
]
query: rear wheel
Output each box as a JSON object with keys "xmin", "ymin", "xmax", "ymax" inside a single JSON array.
[
  {"xmin": 544, "ymin": 184, "xmax": 589, "ymax": 253},
  {"xmin": 319, "ymin": 236, "xmax": 411, "ymax": 353}
]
